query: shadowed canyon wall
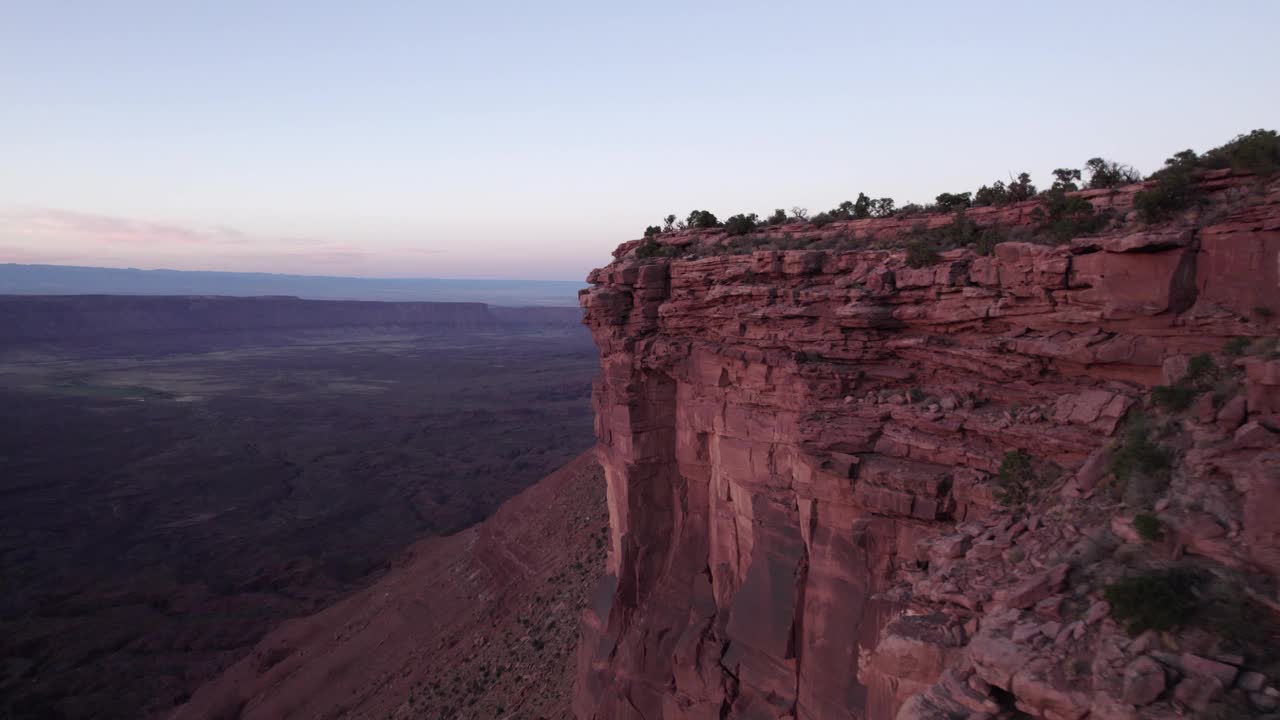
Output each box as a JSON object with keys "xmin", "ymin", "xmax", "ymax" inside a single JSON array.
[{"xmin": 574, "ymin": 172, "xmax": 1280, "ymax": 719}]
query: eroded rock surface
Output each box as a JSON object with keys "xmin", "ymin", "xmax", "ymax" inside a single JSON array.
[{"xmin": 575, "ymin": 174, "xmax": 1280, "ymax": 719}]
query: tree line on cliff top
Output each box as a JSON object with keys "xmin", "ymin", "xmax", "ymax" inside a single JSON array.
[{"xmin": 640, "ymin": 129, "xmax": 1280, "ymax": 244}]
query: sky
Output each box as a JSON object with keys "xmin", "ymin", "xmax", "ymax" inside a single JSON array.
[{"xmin": 2, "ymin": 1, "xmax": 1278, "ymax": 281}]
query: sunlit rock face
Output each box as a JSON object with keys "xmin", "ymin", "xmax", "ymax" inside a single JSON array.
[{"xmin": 574, "ymin": 172, "xmax": 1280, "ymax": 719}]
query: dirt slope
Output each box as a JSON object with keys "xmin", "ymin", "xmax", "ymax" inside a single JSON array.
[{"xmin": 173, "ymin": 452, "xmax": 607, "ymax": 720}]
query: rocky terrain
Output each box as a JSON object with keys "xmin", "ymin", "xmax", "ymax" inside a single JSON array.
[
  {"xmin": 0, "ymin": 298, "xmax": 596, "ymax": 719},
  {"xmin": 575, "ymin": 168, "xmax": 1280, "ymax": 718},
  {"xmin": 173, "ymin": 453, "xmax": 607, "ymax": 720}
]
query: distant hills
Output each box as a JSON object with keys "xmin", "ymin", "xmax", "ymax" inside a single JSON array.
[{"xmin": 0, "ymin": 263, "xmax": 584, "ymax": 306}]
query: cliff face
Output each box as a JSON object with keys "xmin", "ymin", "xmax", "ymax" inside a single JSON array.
[{"xmin": 575, "ymin": 174, "xmax": 1280, "ymax": 719}]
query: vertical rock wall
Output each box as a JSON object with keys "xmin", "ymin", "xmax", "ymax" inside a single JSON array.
[{"xmin": 574, "ymin": 175, "xmax": 1280, "ymax": 719}]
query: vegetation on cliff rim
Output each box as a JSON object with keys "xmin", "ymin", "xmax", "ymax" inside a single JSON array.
[
  {"xmin": 634, "ymin": 128, "xmax": 1278, "ymax": 260},
  {"xmin": 1135, "ymin": 129, "xmax": 1280, "ymax": 222}
]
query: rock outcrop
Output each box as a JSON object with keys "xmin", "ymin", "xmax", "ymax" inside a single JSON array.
[{"xmin": 575, "ymin": 174, "xmax": 1280, "ymax": 718}]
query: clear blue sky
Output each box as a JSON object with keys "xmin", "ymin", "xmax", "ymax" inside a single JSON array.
[{"xmin": 2, "ymin": 1, "xmax": 1277, "ymax": 280}]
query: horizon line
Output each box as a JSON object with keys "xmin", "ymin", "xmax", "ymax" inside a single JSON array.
[{"xmin": 0, "ymin": 261, "xmax": 587, "ymax": 285}]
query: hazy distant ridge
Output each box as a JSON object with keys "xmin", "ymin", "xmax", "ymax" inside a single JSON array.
[
  {"xmin": 0, "ymin": 294, "xmax": 585, "ymax": 344},
  {"xmin": 0, "ymin": 264, "xmax": 584, "ymax": 306}
]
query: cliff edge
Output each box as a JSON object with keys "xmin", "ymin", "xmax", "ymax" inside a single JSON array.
[{"xmin": 575, "ymin": 171, "xmax": 1280, "ymax": 719}]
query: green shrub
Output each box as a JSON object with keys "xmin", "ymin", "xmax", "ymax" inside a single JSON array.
[
  {"xmin": 686, "ymin": 209, "xmax": 721, "ymax": 229},
  {"xmin": 1051, "ymin": 167, "xmax": 1082, "ymax": 192},
  {"xmin": 905, "ymin": 237, "xmax": 940, "ymax": 268},
  {"xmin": 1185, "ymin": 353, "xmax": 1217, "ymax": 382},
  {"xmin": 662, "ymin": 214, "xmax": 677, "ymax": 231},
  {"xmin": 1256, "ymin": 306, "xmax": 1276, "ymax": 320},
  {"xmin": 1152, "ymin": 384, "xmax": 1197, "ymax": 411},
  {"xmin": 1084, "ymin": 157, "xmax": 1142, "ymax": 189},
  {"xmin": 1223, "ymin": 337, "xmax": 1251, "ymax": 356},
  {"xmin": 1104, "ymin": 569, "xmax": 1201, "ymax": 635},
  {"xmin": 1199, "ymin": 129, "xmax": 1280, "ymax": 175},
  {"xmin": 900, "ymin": 210, "xmax": 982, "ymax": 265},
  {"xmin": 935, "ymin": 192, "xmax": 972, "ymax": 211},
  {"xmin": 975, "ymin": 229, "xmax": 1001, "ymax": 256},
  {"xmin": 810, "ymin": 211, "xmax": 835, "ymax": 227},
  {"xmin": 635, "ymin": 237, "xmax": 680, "ymax": 259},
  {"xmin": 853, "ymin": 193, "xmax": 874, "ymax": 219},
  {"xmin": 1151, "ymin": 353, "xmax": 1217, "ymax": 410},
  {"xmin": 1134, "ymin": 513, "xmax": 1163, "ymax": 541},
  {"xmin": 723, "ymin": 213, "xmax": 759, "ymax": 236},
  {"xmin": 994, "ymin": 449, "xmax": 1047, "ymax": 507},
  {"xmin": 1008, "ymin": 172, "xmax": 1036, "ymax": 201},
  {"xmin": 908, "ymin": 386, "xmax": 926, "ymax": 403},
  {"xmin": 1108, "ymin": 424, "xmax": 1172, "ymax": 504},
  {"xmin": 767, "ymin": 208, "xmax": 788, "ymax": 225},
  {"xmin": 827, "ymin": 194, "xmax": 885, "ymax": 221},
  {"xmin": 973, "ymin": 181, "xmax": 1008, "ymax": 207},
  {"xmin": 1033, "ymin": 188, "xmax": 1109, "ymax": 242},
  {"xmin": 643, "ymin": 225, "xmax": 662, "ymax": 238},
  {"xmin": 1134, "ymin": 150, "xmax": 1199, "ymax": 223}
]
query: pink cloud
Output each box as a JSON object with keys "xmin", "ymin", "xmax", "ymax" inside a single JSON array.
[
  {"xmin": 0, "ymin": 206, "xmax": 450, "ymax": 278},
  {"xmin": 0, "ymin": 208, "xmax": 252, "ymax": 247}
]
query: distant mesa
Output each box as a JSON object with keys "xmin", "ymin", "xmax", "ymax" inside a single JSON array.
[{"xmin": 0, "ymin": 263, "xmax": 584, "ymax": 307}]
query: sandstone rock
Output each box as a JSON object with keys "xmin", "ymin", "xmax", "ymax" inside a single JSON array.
[
  {"xmin": 1162, "ymin": 355, "xmax": 1191, "ymax": 386},
  {"xmin": 1085, "ymin": 600, "xmax": 1110, "ymax": 625},
  {"xmin": 575, "ymin": 179, "xmax": 1280, "ymax": 719},
  {"xmin": 1173, "ymin": 675, "xmax": 1224, "ymax": 712},
  {"xmin": 1089, "ymin": 691, "xmax": 1139, "ymax": 720},
  {"xmin": 1121, "ymin": 656, "xmax": 1166, "ymax": 705},
  {"xmin": 1235, "ymin": 420, "xmax": 1277, "ymax": 448},
  {"xmin": 1217, "ymin": 395, "xmax": 1248, "ymax": 430},
  {"xmin": 999, "ymin": 564, "xmax": 1069, "ymax": 610},
  {"xmin": 1074, "ymin": 446, "xmax": 1113, "ymax": 491},
  {"xmin": 1034, "ymin": 595, "xmax": 1064, "ymax": 619},
  {"xmin": 931, "ymin": 534, "xmax": 974, "ymax": 563},
  {"xmin": 1127, "ymin": 630, "xmax": 1159, "ymax": 654},
  {"xmin": 1178, "ymin": 652, "xmax": 1238, "ymax": 686},
  {"xmin": 1240, "ymin": 671, "xmax": 1267, "ymax": 692},
  {"xmin": 1244, "ymin": 358, "xmax": 1280, "ymax": 415},
  {"xmin": 1252, "ymin": 691, "xmax": 1280, "ymax": 711},
  {"xmin": 1110, "ymin": 515, "xmax": 1142, "ymax": 544},
  {"xmin": 1192, "ymin": 392, "xmax": 1219, "ymax": 424},
  {"xmin": 968, "ymin": 632, "xmax": 1027, "ymax": 690}
]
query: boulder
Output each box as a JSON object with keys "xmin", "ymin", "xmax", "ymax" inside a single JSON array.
[{"xmin": 1121, "ymin": 656, "xmax": 1166, "ymax": 705}]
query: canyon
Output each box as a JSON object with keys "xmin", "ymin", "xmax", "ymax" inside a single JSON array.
[
  {"xmin": 0, "ymin": 297, "xmax": 596, "ymax": 719},
  {"xmin": 16, "ymin": 169, "xmax": 1280, "ymax": 719},
  {"xmin": 575, "ymin": 171, "xmax": 1280, "ymax": 718}
]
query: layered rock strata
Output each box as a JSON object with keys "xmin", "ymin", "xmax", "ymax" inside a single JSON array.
[{"xmin": 575, "ymin": 174, "xmax": 1280, "ymax": 719}]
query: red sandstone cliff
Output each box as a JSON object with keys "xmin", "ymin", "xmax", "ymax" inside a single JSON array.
[{"xmin": 575, "ymin": 174, "xmax": 1280, "ymax": 719}]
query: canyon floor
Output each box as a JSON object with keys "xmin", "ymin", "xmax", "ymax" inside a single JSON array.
[{"xmin": 0, "ymin": 304, "xmax": 597, "ymax": 719}]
